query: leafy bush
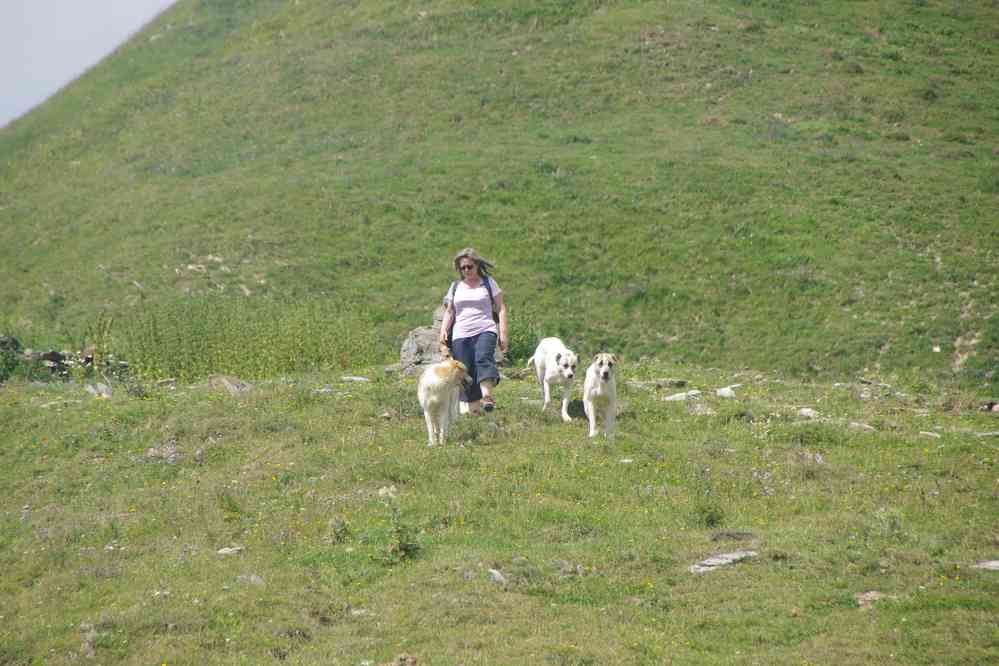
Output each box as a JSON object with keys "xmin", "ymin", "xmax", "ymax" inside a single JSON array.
[
  {"xmin": 117, "ymin": 296, "xmax": 387, "ymax": 380},
  {"xmin": 0, "ymin": 339, "xmax": 18, "ymax": 383}
]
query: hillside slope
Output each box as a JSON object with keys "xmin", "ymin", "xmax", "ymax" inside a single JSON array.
[{"xmin": 1, "ymin": 0, "xmax": 997, "ymax": 385}]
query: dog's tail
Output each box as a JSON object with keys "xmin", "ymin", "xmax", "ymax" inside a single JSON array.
[{"xmin": 525, "ymin": 353, "xmax": 536, "ymax": 370}]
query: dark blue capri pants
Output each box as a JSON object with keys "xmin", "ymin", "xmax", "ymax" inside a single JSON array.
[{"xmin": 450, "ymin": 332, "xmax": 500, "ymax": 403}]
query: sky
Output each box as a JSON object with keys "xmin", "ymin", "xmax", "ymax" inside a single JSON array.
[{"xmin": 0, "ymin": 0, "xmax": 177, "ymax": 128}]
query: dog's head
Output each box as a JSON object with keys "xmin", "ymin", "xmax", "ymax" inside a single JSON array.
[
  {"xmin": 590, "ymin": 353, "xmax": 618, "ymax": 382},
  {"xmin": 435, "ymin": 359, "xmax": 470, "ymax": 386},
  {"xmin": 554, "ymin": 350, "xmax": 579, "ymax": 381}
]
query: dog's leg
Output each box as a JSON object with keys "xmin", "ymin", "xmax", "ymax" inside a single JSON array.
[
  {"xmin": 542, "ymin": 377, "xmax": 553, "ymax": 412},
  {"xmin": 439, "ymin": 407, "xmax": 449, "ymax": 446},
  {"xmin": 560, "ymin": 381, "xmax": 573, "ymax": 423},
  {"xmin": 605, "ymin": 407, "xmax": 616, "ymax": 439},
  {"xmin": 424, "ymin": 410, "xmax": 437, "ymax": 447},
  {"xmin": 585, "ymin": 398, "xmax": 598, "ymax": 437}
]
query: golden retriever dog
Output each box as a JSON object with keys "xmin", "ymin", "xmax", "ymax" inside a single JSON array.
[
  {"xmin": 582, "ymin": 353, "xmax": 619, "ymax": 438},
  {"xmin": 418, "ymin": 359, "xmax": 470, "ymax": 447}
]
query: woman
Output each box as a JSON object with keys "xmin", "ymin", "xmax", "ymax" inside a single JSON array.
[{"xmin": 439, "ymin": 248, "xmax": 509, "ymax": 414}]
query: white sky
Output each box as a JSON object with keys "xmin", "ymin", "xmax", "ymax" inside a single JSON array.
[{"xmin": 0, "ymin": 0, "xmax": 176, "ymax": 128}]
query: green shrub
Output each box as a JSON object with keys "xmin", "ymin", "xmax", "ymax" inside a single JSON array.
[{"xmin": 117, "ymin": 296, "xmax": 386, "ymax": 380}]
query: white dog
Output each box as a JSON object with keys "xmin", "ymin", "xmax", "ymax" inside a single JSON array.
[
  {"xmin": 526, "ymin": 337, "xmax": 579, "ymax": 422},
  {"xmin": 418, "ymin": 359, "xmax": 469, "ymax": 447},
  {"xmin": 582, "ymin": 353, "xmax": 619, "ymax": 438}
]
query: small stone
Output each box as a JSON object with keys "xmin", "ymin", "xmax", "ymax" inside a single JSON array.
[
  {"xmin": 86, "ymin": 383, "xmax": 112, "ymax": 399},
  {"xmin": 236, "ymin": 574, "xmax": 265, "ymax": 586},
  {"xmin": 664, "ymin": 390, "xmax": 701, "ymax": 402},
  {"xmin": 209, "ymin": 375, "xmax": 252, "ymax": 396},
  {"xmin": 689, "ymin": 550, "xmax": 757, "ymax": 573},
  {"xmin": 971, "ymin": 560, "xmax": 999, "ymax": 571},
  {"xmin": 855, "ymin": 590, "xmax": 893, "ymax": 609},
  {"xmin": 341, "ymin": 376, "xmax": 371, "ymax": 383},
  {"xmin": 849, "ymin": 422, "xmax": 876, "ymax": 432},
  {"xmin": 488, "ymin": 568, "xmax": 508, "ymax": 585},
  {"xmin": 217, "ymin": 546, "xmax": 244, "ymax": 556},
  {"xmin": 798, "ymin": 408, "xmax": 819, "ymax": 419},
  {"xmin": 918, "ymin": 431, "xmax": 941, "ymax": 439}
]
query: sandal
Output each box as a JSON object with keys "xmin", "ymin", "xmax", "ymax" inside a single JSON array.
[{"xmin": 482, "ymin": 396, "xmax": 496, "ymax": 413}]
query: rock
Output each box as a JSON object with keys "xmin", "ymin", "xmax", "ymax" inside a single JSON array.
[
  {"xmin": 919, "ymin": 431, "xmax": 941, "ymax": 439},
  {"xmin": 399, "ymin": 325, "xmax": 450, "ymax": 376},
  {"xmin": 664, "ymin": 390, "xmax": 701, "ymax": 401},
  {"xmin": 85, "ymin": 383, "xmax": 112, "ymax": 399},
  {"xmin": 798, "ymin": 408, "xmax": 820, "ymax": 419},
  {"xmin": 398, "ymin": 305, "xmax": 505, "ymax": 376},
  {"xmin": 488, "ymin": 568, "xmax": 508, "ymax": 585},
  {"xmin": 378, "ymin": 485, "xmax": 398, "ymax": 499},
  {"xmin": 715, "ymin": 386, "xmax": 737, "ymax": 399},
  {"xmin": 341, "ymin": 375, "xmax": 370, "ymax": 383},
  {"xmin": 849, "ymin": 422, "xmax": 876, "ymax": 432},
  {"xmin": 236, "ymin": 574, "xmax": 265, "ymax": 587},
  {"xmin": 145, "ymin": 441, "xmax": 179, "ymax": 464},
  {"xmin": 689, "ymin": 550, "xmax": 757, "ymax": 573},
  {"xmin": 553, "ymin": 560, "xmax": 585, "ymax": 576},
  {"xmin": 209, "ymin": 375, "xmax": 252, "ymax": 396},
  {"xmin": 855, "ymin": 590, "xmax": 894, "ymax": 609},
  {"xmin": 79, "ymin": 623, "xmax": 98, "ymax": 659},
  {"xmin": 217, "ymin": 546, "xmax": 244, "ymax": 556},
  {"xmin": 798, "ymin": 451, "xmax": 825, "ymax": 465},
  {"xmin": 380, "ymin": 656, "xmax": 418, "ymax": 666},
  {"xmin": 971, "ymin": 560, "xmax": 999, "ymax": 571},
  {"xmin": 977, "ymin": 431, "xmax": 999, "ymax": 438}
]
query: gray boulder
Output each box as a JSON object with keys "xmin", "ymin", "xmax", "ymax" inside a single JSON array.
[{"xmin": 396, "ymin": 305, "xmax": 505, "ymax": 376}]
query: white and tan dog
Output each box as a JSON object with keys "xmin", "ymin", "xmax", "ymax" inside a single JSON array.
[
  {"xmin": 582, "ymin": 353, "xmax": 619, "ymax": 438},
  {"xmin": 526, "ymin": 337, "xmax": 579, "ymax": 422},
  {"xmin": 418, "ymin": 359, "xmax": 469, "ymax": 447}
]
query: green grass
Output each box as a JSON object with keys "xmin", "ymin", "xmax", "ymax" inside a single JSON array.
[
  {"xmin": 1, "ymin": 364, "xmax": 997, "ymax": 663},
  {"xmin": 1, "ymin": 1, "xmax": 998, "ymax": 661},
  {"xmin": 1, "ymin": 0, "xmax": 997, "ymax": 388}
]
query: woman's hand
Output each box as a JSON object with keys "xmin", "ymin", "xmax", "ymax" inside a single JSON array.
[{"xmin": 498, "ymin": 336, "xmax": 508, "ymax": 353}]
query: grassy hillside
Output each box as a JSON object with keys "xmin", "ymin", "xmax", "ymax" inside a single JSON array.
[
  {"xmin": 1, "ymin": 0, "xmax": 998, "ymax": 386},
  {"xmin": 1, "ymin": 364, "xmax": 997, "ymax": 663}
]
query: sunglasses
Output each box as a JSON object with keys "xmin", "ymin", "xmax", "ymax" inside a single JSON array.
[{"xmin": 459, "ymin": 264, "xmax": 476, "ymax": 271}]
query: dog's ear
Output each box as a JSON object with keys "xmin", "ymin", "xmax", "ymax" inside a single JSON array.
[
  {"xmin": 610, "ymin": 354, "xmax": 620, "ymax": 365},
  {"xmin": 555, "ymin": 352, "xmax": 561, "ymax": 363}
]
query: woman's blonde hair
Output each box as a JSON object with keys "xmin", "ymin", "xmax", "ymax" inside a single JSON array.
[{"xmin": 452, "ymin": 247, "xmax": 495, "ymax": 277}]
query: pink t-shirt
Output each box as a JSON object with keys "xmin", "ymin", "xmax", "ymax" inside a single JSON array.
[{"xmin": 445, "ymin": 278, "xmax": 502, "ymax": 341}]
